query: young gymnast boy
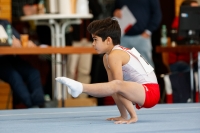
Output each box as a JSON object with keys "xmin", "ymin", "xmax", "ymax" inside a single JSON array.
[{"xmin": 56, "ymin": 17, "xmax": 160, "ymax": 124}]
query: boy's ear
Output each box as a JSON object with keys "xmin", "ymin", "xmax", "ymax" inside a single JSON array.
[{"xmin": 107, "ymin": 37, "xmax": 112, "ymax": 44}]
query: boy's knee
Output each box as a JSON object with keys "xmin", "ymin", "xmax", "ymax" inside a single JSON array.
[{"xmin": 111, "ymin": 80, "xmax": 124, "ymax": 90}]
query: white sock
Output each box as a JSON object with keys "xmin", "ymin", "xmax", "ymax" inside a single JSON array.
[
  {"xmin": 68, "ymin": 88, "xmax": 72, "ymax": 95},
  {"xmin": 55, "ymin": 77, "xmax": 83, "ymax": 98}
]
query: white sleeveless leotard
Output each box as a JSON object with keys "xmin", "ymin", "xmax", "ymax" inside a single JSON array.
[{"xmin": 106, "ymin": 45, "xmax": 158, "ymax": 84}]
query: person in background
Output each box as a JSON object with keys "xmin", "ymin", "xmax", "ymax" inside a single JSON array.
[
  {"xmin": 169, "ymin": 0, "xmax": 199, "ymax": 73},
  {"xmin": 12, "ymin": 0, "xmax": 39, "ymax": 20},
  {"xmin": 113, "ymin": 0, "xmax": 162, "ymax": 68},
  {"xmin": 12, "ymin": 0, "xmax": 45, "ymax": 44},
  {"xmin": 12, "ymin": 0, "xmax": 54, "ymax": 99},
  {"xmin": 0, "ymin": 19, "xmax": 45, "ymax": 108}
]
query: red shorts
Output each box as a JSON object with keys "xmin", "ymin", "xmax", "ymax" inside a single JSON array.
[{"xmin": 136, "ymin": 84, "xmax": 160, "ymax": 109}]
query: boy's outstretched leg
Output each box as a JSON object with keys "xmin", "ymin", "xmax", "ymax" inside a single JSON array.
[{"xmin": 56, "ymin": 77, "xmax": 145, "ymax": 104}]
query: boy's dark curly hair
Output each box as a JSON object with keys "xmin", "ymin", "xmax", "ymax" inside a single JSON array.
[{"xmin": 87, "ymin": 17, "xmax": 121, "ymax": 45}]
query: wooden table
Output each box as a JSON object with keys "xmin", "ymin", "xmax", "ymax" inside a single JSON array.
[
  {"xmin": 156, "ymin": 45, "xmax": 200, "ymax": 102},
  {"xmin": 21, "ymin": 14, "xmax": 93, "ymax": 48},
  {"xmin": 156, "ymin": 45, "xmax": 200, "ymax": 53},
  {"xmin": 0, "ymin": 46, "xmax": 97, "ymax": 55},
  {"xmin": 0, "ymin": 46, "xmax": 97, "ymax": 107}
]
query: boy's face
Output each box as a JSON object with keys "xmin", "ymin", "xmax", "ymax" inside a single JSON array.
[{"xmin": 92, "ymin": 34, "xmax": 110, "ymax": 54}]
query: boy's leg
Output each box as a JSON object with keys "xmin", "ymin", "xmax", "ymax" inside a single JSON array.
[
  {"xmin": 85, "ymin": 80, "xmax": 145, "ymax": 106},
  {"xmin": 108, "ymin": 93, "xmax": 137, "ymax": 123},
  {"xmin": 56, "ymin": 77, "xmax": 145, "ymax": 106},
  {"xmin": 114, "ymin": 94, "xmax": 138, "ymax": 124},
  {"xmin": 111, "ymin": 93, "xmax": 128, "ymax": 119}
]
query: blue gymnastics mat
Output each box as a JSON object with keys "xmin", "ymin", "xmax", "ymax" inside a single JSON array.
[{"xmin": 0, "ymin": 103, "xmax": 200, "ymax": 133}]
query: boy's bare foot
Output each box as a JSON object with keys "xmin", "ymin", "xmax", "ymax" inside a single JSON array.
[
  {"xmin": 107, "ymin": 116, "xmax": 127, "ymax": 121},
  {"xmin": 114, "ymin": 116, "xmax": 138, "ymax": 124}
]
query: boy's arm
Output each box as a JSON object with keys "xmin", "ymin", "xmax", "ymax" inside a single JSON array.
[
  {"xmin": 103, "ymin": 54, "xmax": 128, "ymax": 119},
  {"xmin": 106, "ymin": 52, "xmax": 123, "ymax": 80},
  {"xmin": 103, "ymin": 54, "xmax": 113, "ymax": 82},
  {"xmin": 107, "ymin": 51, "xmax": 137, "ymax": 123}
]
